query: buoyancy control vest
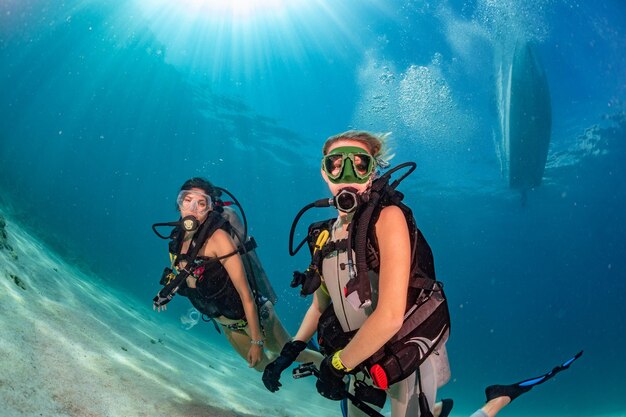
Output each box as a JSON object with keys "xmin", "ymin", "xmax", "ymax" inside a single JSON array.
[
  {"xmin": 290, "ymin": 163, "xmax": 451, "ymax": 390},
  {"xmin": 159, "ymin": 211, "xmax": 244, "ymax": 319},
  {"xmin": 177, "ymin": 256, "xmax": 245, "ymax": 320},
  {"xmin": 154, "ymin": 190, "xmax": 277, "ymax": 319}
]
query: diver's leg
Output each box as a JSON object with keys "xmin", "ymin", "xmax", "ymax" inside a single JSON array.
[
  {"xmin": 261, "ymin": 301, "xmax": 322, "ymax": 366},
  {"xmin": 258, "ymin": 301, "xmax": 291, "ymax": 353},
  {"xmin": 453, "ymin": 384, "xmax": 511, "ymax": 417},
  {"xmin": 466, "ymin": 397, "xmax": 509, "ymax": 417},
  {"xmin": 223, "ymin": 328, "xmax": 252, "ymax": 362},
  {"xmin": 433, "ymin": 401, "xmax": 442, "ymax": 417},
  {"xmin": 223, "ymin": 327, "xmax": 271, "ymax": 372},
  {"xmin": 388, "ymin": 355, "xmax": 438, "ymax": 417},
  {"xmin": 480, "ymin": 397, "xmax": 511, "ymax": 417},
  {"xmin": 432, "ymin": 343, "xmax": 453, "ymax": 417}
]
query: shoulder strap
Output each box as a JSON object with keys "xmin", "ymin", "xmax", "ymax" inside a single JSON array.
[
  {"xmin": 348, "ymin": 186, "xmax": 438, "ymax": 307},
  {"xmin": 168, "ymin": 227, "xmax": 184, "ymax": 259},
  {"xmin": 364, "ymin": 199, "xmax": 435, "ymax": 279},
  {"xmin": 157, "ymin": 212, "xmax": 227, "ymax": 303},
  {"xmin": 187, "ymin": 211, "xmax": 227, "ymax": 261}
]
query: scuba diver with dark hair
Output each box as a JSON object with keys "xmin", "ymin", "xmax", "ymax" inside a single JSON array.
[
  {"xmin": 261, "ymin": 131, "xmax": 583, "ymax": 417},
  {"xmin": 152, "ymin": 177, "xmax": 322, "ymax": 371}
]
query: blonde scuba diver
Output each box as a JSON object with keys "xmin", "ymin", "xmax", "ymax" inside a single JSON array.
[
  {"xmin": 262, "ymin": 131, "xmax": 453, "ymax": 416},
  {"xmin": 262, "ymin": 131, "xmax": 583, "ymax": 417}
]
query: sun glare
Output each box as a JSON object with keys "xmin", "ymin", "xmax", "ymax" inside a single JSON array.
[
  {"xmin": 174, "ymin": 0, "xmax": 293, "ymax": 19},
  {"xmin": 135, "ymin": 0, "xmax": 322, "ymax": 80},
  {"xmin": 134, "ymin": 0, "xmax": 388, "ymax": 84}
]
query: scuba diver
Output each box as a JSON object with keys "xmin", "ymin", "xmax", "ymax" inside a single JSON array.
[
  {"xmin": 261, "ymin": 130, "xmax": 583, "ymax": 417},
  {"xmin": 152, "ymin": 177, "xmax": 322, "ymax": 371},
  {"xmin": 262, "ymin": 130, "xmax": 452, "ymax": 416}
]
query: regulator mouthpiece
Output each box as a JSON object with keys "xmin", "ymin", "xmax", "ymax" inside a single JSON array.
[
  {"xmin": 333, "ymin": 188, "xmax": 360, "ymax": 213},
  {"xmin": 152, "ymin": 215, "xmax": 200, "ymax": 239}
]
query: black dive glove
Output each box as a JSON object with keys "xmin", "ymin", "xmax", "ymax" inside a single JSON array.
[
  {"xmin": 152, "ymin": 292, "xmax": 173, "ymax": 309},
  {"xmin": 316, "ymin": 352, "xmax": 348, "ymax": 401},
  {"xmin": 153, "ymin": 269, "xmax": 188, "ymax": 309},
  {"xmin": 262, "ymin": 340, "xmax": 307, "ymax": 392}
]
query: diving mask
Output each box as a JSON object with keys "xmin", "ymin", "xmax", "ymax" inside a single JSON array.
[
  {"xmin": 322, "ymin": 146, "xmax": 376, "ymax": 184},
  {"xmin": 177, "ymin": 190, "xmax": 212, "ymax": 215}
]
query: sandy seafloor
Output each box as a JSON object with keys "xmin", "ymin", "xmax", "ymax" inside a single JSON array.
[
  {"xmin": 0, "ymin": 208, "xmax": 339, "ymax": 417},
  {"xmin": 2, "ymin": 207, "xmax": 625, "ymax": 417}
]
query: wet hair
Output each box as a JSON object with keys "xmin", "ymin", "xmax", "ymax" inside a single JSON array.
[
  {"xmin": 322, "ymin": 130, "xmax": 393, "ymax": 168},
  {"xmin": 179, "ymin": 177, "xmax": 223, "ymax": 201}
]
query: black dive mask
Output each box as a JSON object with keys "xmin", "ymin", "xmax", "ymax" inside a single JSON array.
[{"xmin": 152, "ymin": 215, "xmax": 200, "ymax": 239}]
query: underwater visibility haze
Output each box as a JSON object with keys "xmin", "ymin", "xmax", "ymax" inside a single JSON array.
[{"xmin": 0, "ymin": 0, "xmax": 625, "ymax": 416}]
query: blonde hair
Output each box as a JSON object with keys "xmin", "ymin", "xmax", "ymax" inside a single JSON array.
[{"xmin": 322, "ymin": 130, "xmax": 394, "ymax": 168}]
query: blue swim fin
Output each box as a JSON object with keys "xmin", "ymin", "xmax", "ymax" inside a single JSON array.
[{"xmin": 486, "ymin": 350, "xmax": 583, "ymax": 402}]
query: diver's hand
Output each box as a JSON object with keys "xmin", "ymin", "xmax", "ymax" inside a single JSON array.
[
  {"xmin": 248, "ymin": 344, "xmax": 263, "ymax": 368},
  {"xmin": 316, "ymin": 355, "xmax": 347, "ymax": 401},
  {"xmin": 262, "ymin": 340, "xmax": 307, "ymax": 392},
  {"xmin": 153, "ymin": 293, "xmax": 171, "ymax": 312},
  {"xmin": 153, "ymin": 303, "xmax": 167, "ymax": 312}
]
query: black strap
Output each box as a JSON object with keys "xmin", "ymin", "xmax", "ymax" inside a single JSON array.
[
  {"xmin": 187, "ymin": 212, "xmax": 227, "ymax": 262},
  {"xmin": 158, "ymin": 212, "xmax": 227, "ymax": 300},
  {"xmin": 410, "ymin": 277, "xmax": 438, "ymax": 291},
  {"xmin": 240, "ymin": 236, "xmax": 258, "ymax": 253},
  {"xmin": 319, "ymin": 239, "xmax": 348, "ymax": 257}
]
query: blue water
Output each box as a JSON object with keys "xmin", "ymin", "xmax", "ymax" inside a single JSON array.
[{"xmin": 1, "ymin": 0, "xmax": 625, "ymax": 416}]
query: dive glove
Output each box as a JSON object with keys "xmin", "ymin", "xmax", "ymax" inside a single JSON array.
[
  {"xmin": 152, "ymin": 292, "xmax": 173, "ymax": 309},
  {"xmin": 262, "ymin": 340, "xmax": 307, "ymax": 392},
  {"xmin": 316, "ymin": 352, "xmax": 348, "ymax": 401}
]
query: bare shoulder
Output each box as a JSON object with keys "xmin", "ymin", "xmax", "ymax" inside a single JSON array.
[
  {"xmin": 204, "ymin": 227, "xmax": 237, "ymax": 256},
  {"xmin": 211, "ymin": 227, "xmax": 232, "ymax": 239},
  {"xmin": 376, "ymin": 205, "xmax": 407, "ymax": 230},
  {"xmin": 211, "ymin": 228, "xmax": 236, "ymax": 247}
]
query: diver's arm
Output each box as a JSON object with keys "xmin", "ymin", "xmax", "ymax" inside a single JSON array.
[
  {"xmin": 211, "ymin": 229, "xmax": 264, "ymax": 365},
  {"xmin": 339, "ymin": 205, "xmax": 410, "ymax": 369},
  {"xmin": 294, "ymin": 287, "xmax": 331, "ymax": 342}
]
